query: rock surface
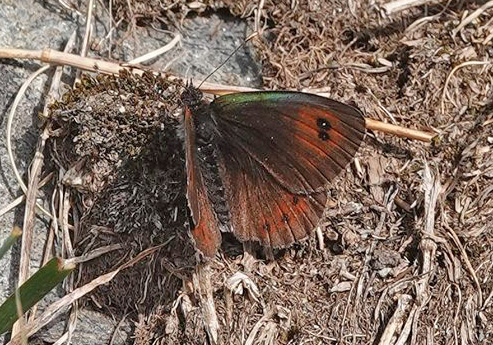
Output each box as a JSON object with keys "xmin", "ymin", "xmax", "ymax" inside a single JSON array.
[{"xmin": 0, "ymin": 1, "xmax": 260, "ymax": 344}]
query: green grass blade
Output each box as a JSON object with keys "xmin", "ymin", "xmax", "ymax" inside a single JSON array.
[
  {"xmin": 0, "ymin": 226, "xmax": 22, "ymax": 260},
  {"xmin": 0, "ymin": 257, "xmax": 75, "ymax": 334}
]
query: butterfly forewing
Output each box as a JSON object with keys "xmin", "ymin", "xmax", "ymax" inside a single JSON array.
[
  {"xmin": 210, "ymin": 92, "xmax": 366, "ymax": 194},
  {"xmin": 184, "ymin": 106, "xmax": 222, "ymax": 257}
]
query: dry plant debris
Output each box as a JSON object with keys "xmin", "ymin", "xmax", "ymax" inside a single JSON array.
[
  {"xmin": 19, "ymin": 0, "xmax": 493, "ymax": 344},
  {"xmin": 47, "ymin": 71, "xmax": 197, "ymax": 320}
]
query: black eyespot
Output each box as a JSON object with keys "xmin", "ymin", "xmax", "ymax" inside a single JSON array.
[
  {"xmin": 318, "ymin": 131, "xmax": 330, "ymax": 141},
  {"xmin": 281, "ymin": 214, "xmax": 289, "ymax": 223},
  {"xmin": 292, "ymin": 196, "xmax": 299, "ymax": 205},
  {"xmin": 263, "ymin": 223, "xmax": 270, "ymax": 231},
  {"xmin": 317, "ymin": 118, "xmax": 331, "ymax": 130}
]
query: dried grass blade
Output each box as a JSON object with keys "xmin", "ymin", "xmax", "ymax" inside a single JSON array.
[
  {"xmin": 193, "ymin": 263, "xmax": 219, "ymax": 344},
  {"xmin": 6, "ymin": 245, "xmax": 162, "ymax": 345},
  {"xmin": 0, "ymin": 258, "xmax": 75, "ymax": 335},
  {"xmin": 5, "ymin": 65, "xmax": 53, "ymax": 218}
]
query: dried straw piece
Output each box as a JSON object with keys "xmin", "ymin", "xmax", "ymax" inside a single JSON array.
[
  {"xmin": 5, "ymin": 64, "xmax": 53, "ymax": 218},
  {"xmin": 6, "ymin": 245, "xmax": 163, "ymax": 345},
  {"xmin": 382, "ymin": 0, "xmax": 443, "ymax": 15},
  {"xmin": 0, "ymin": 48, "xmax": 436, "ymax": 142},
  {"xmin": 440, "ymin": 61, "xmax": 491, "ymax": 114},
  {"xmin": 80, "ymin": 0, "xmax": 94, "ymax": 59},
  {"xmin": 0, "ymin": 173, "xmax": 53, "ymax": 218},
  {"xmin": 444, "ymin": 223, "xmax": 483, "ymax": 305},
  {"xmin": 10, "ymin": 67, "xmax": 52, "ymax": 337},
  {"xmin": 193, "ymin": 263, "xmax": 219, "ymax": 344},
  {"xmin": 128, "ymin": 33, "xmax": 182, "ymax": 64},
  {"xmin": 377, "ymin": 294, "xmax": 413, "ymax": 345},
  {"xmin": 452, "ymin": 0, "xmax": 493, "ymax": 36}
]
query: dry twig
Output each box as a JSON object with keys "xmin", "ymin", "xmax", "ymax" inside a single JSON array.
[
  {"xmin": 193, "ymin": 263, "xmax": 219, "ymax": 344},
  {"xmin": 382, "ymin": 0, "xmax": 443, "ymax": 15},
  {"xmin": 452, "ymin": 0, "xmax": 493, "ymax": 36},
  {"xmin": 6, "ymin": 245, "xmax": 163, "ymax": 345},
  {"xmin": 0, "ymin": 48, "xmax": 436, "ymax": 142}
]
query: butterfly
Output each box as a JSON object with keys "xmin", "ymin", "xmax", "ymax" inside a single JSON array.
[{"xmin": 181, "ymin": 86, "xmax": 366, "ymax": 258}]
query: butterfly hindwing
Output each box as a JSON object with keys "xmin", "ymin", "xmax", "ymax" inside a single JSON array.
[{"xmin": 215, "ymin": 143, "xmax": 327, "ymax": 247}]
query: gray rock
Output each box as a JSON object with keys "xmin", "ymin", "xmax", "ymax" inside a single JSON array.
[
  {"xmin": 0, "ymin": 1, "xmax": 261, "ymax": 344},
  {"xmin": 0, "ymin": 1, "xmax": 78, "ymax": 343},
  {"xmin": 111, "ymin": 13, "xmax": 262, "ymax": 87},
  {"xmin": 37, "ymin": 309, "xmax": 131, "ymax": 345}
]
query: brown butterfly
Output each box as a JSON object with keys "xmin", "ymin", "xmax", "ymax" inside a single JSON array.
[{"xmin": 181, "ymin": 86, "xmax": 366, "ymax": 257}]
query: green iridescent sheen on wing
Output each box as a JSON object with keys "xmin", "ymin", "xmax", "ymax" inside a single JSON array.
[
  {"xmin": 211, "ymin": 91, "xmax": 364, "ymax": 129},
  {"xmin": 214, "ymin": 91, "xmax": 297, "ymax": 106}
]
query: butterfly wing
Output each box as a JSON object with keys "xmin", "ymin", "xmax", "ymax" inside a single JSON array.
[
  {"xmin": 210, "ymin": 91, "xmax": 366, "ymax": 247},
  {"xmin": 215, "ymin": 143, "xmax": 327, "ymax": 247},
  {"xmin": 211, "ymin": 91, "xmax": 366, "ymax": 194},
  {"xmin": 184, "ymin": 106, "xmax": 222, "ymax": 257}
]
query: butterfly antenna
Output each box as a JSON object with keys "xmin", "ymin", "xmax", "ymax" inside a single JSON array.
[{"xmin": 197, "ymin": 32, "xmax": 259, "ymax": 89}]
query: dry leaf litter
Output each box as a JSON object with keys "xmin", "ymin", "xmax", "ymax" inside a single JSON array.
[{"xmin": 43, "ymin": 0, "xmax": 493, "ymax": 344}]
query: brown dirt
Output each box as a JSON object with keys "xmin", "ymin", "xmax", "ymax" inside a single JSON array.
[{"xmin": 47, "ymin": 0, "xmax": 492, "ymax": 344}]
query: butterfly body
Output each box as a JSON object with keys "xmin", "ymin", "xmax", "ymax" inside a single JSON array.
[{"xmin": 181, "ymin": 87, "xmax": 366, "ymax": 257}]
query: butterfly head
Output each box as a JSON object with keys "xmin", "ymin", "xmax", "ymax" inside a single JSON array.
[{"xmin": 180, "ymin": 84, "xmax": 204, "ymax": 111}]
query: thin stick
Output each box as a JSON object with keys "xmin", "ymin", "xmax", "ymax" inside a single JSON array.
[
  {"xmin": 81, "ymin": 0, "xmax": 95, "ymax": 58},
  {"xmin": 0, "ymin": 48, "xmax": 258, "ymax": 93},
  {"xmin": 452, "ymin": 0, "xmax": 493, "ymax": 36},
  {"xmin": 365, "ymin": 118, "xmax": 434, "ymax": 142},
  {"xmin": 75, "ymin": 0, "xmax": 95, "ymax": 85},
  {"xmin": 57, "ymin": 33, "xmax": 81, "ymax": 344},
  {"xmin": 30, "ymin": 33, "xmax": 79, "ymax": 327},
  {"xmin": 6, "ymin": 65, "xmax": 49, "ymax": 195},
  {"xmin": 440, "ymin": 61, "xmax": 491, "ymax": 114},
  {"xmin": 0, "ymin": 196, "xmax": 24, "ymax": 218},
  {"xmin": 0, "ymin": 48, "xmax": 435, "ymax": 142},
  {"xmin": 382, "ymin": 0, "xmax": 442, "ymax": 14},
  {"xmin": 19, "ymin": 130, "xmax": 50, "ymax": 273},
  {"xmin": 444, "ymin": 223, "xmax": 483, "ymax": 305}
]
